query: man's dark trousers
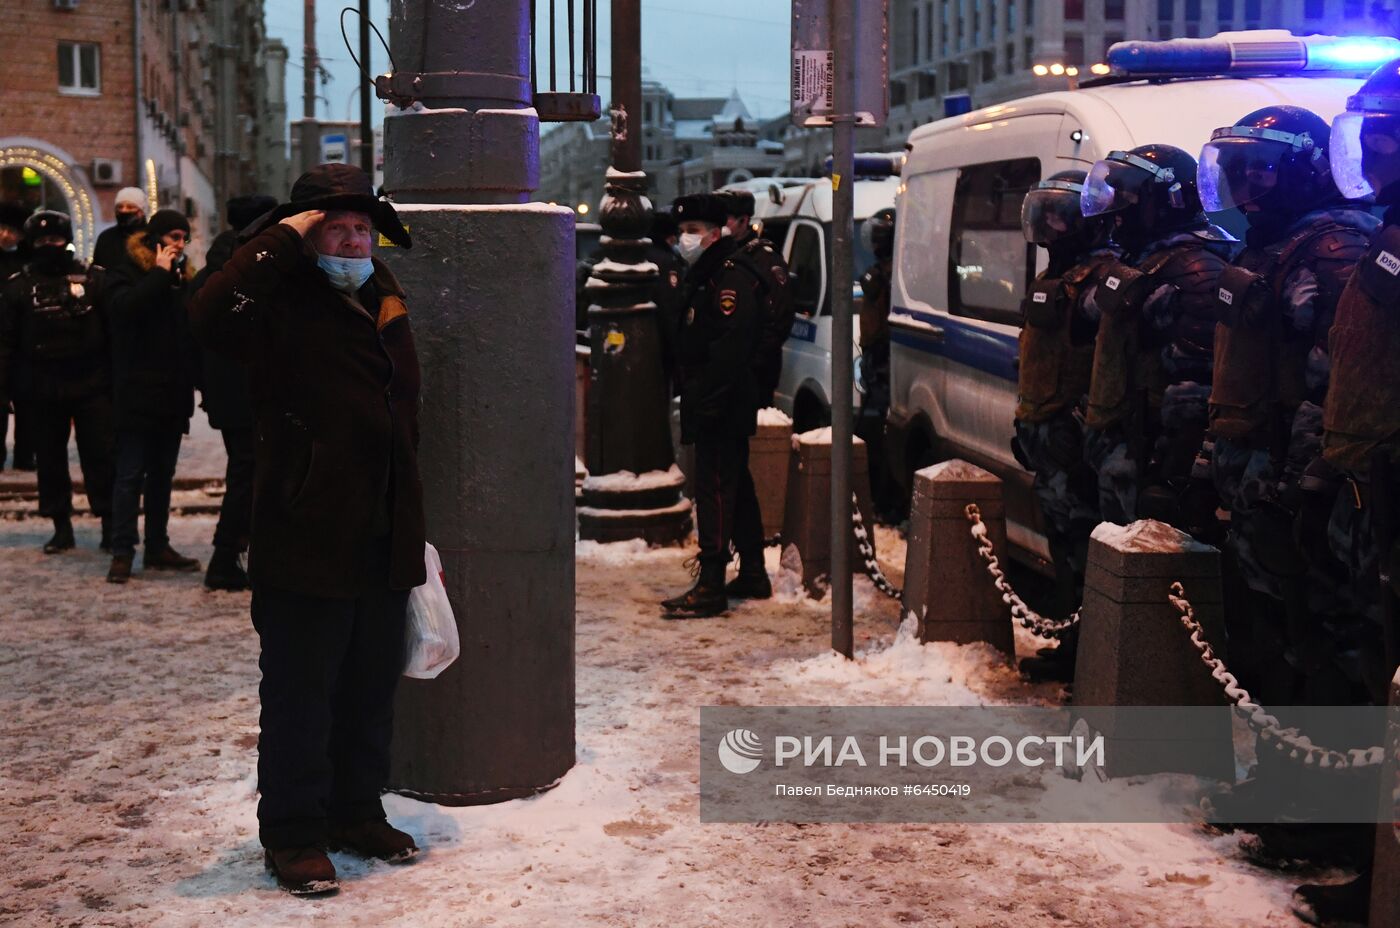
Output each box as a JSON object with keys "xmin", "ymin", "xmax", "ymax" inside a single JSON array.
[
  {"xmin": 110, "ymin": 428, "xmax": 182, "ymax": 555},
  {"xmin": 213, "ymin": 427, "xmax": 253, "ymax": 551},
  {"xmin": 33, "ymin": 394, "xmax": 116, "ymax": 519},
  {"xmin": 694, "ymin": 434, "xmax": 764, "ymax": 570},
  {"xmin": 251, "ymin": 583, "xmax": 410, "ymax": 849}
]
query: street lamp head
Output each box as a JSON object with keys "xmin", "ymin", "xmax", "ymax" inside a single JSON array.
[
  {"xmin": 1050, "ymin": 63, "xmax": 1066, "ymax": 76},
  {"xmin": 1091, "ymin": 63, "xmax": 1112, "ymax": 75},
  {"xmin": 1033, "ymin": 64, "xmax": 1050, "ymax": 76},
  {"xmin": 578, "ymin": 203, "xmax": 590, "ymax": 215},
  {"xmin": 1066, "ymin": 66, "xmax": 1080, "ymax": 76}
]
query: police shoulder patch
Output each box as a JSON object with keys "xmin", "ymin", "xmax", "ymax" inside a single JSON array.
[
  {"xmin": 669, "ymin": 270, "xmax": 679, "ymax": 287},
  {"xmin": 719, "ymin": 288, "xmax": 737, "ymax": 315}
]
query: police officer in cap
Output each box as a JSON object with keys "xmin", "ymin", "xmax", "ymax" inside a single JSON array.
[
  {"xmin": 661, "ymin": 193, "xmax": 766, "ymax": 617},
  {"xmin": 0, "ymin": 200, "xmax": 30, "ymax": 471},
  {"xmin": 1197, "ymin": 106, "xmax": 1379, "ymax": 707},
  {"xmin": 0, "ymin": 211, "xmax": 115, "ymax": 553},
  {"xmin": 855, "ymin": 206, "xmax": 901, "ymax": 522},
  {"xmin": 717, "ymin": 189, "xmax": 794, "ymax": 410},
  {"xmin": 1079, "ymin": 145, "xmax": 1236, "ymax": 531},
  {"xmin": 1014, "ymin": 172, "xmax": 1117, "ymax": 676}
]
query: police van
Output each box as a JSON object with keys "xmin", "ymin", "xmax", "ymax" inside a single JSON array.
[
  {"xmin": 885, "ymin": 31, "xmax": 1395, "ymax": 569},
  {"xmin": 736, "ymin": 158, "xmax": 901, "ymax": 432}
]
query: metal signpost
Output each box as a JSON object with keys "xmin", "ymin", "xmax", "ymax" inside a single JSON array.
[{"xmin": 791, "ymin": 0, "xmax": 888, "ymax": 658}]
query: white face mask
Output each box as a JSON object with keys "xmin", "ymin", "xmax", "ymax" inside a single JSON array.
[
  {"xmin": 317, "ymin": 253, "xmax": 374, "ymax": 293},
  {"xmin": 677, "ymin": 232, "xmax": 708, "ymax": 264}
]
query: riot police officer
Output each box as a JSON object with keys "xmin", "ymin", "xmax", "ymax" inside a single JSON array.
[
  {"xmin": 857, "ymin": 207, "xmax": 900, "ymax": 522},
  {"xmin": 0, "ymin": 210, "xmax": 115, "ymax": 553},
  {"xmin": 1014, "ymin": 171, "xmax": 1116, "ymax": 631},
  {"xmin": 1197, "ymin": 106, "xmax": 1378, "ymax": 706},
  {"xmin": 1079, "ymin": 145, "xmax": 1237, "ymax": 530},
  {"xmin": 661, "ymin": 193, "xmax": 765, "ymax": 617},
  {"xmin": 0, "ymin": 200, "xmax": 29, "ymax": 471}
]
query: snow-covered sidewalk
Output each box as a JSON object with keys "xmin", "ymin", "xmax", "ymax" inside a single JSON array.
[{"xmin": 0, "ymin": 517, "xmax": 1323, "ymax": 926}]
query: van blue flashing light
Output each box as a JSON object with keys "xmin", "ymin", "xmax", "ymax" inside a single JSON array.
[
  {"xmin": 1106, "ymin": 31, "xmax": 1400, "ymax": 77},
  {"xmin": 822, "ymin": 153, "xmax": 903, "ymax": 179}
]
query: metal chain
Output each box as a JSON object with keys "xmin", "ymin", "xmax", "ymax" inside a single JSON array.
[
  {"xmin": 853, "ymin": 491, "xmax": 901, "ymax": 600},
  {"xmin": 1168, "ymin": 581, "xmax": 1386, "ymax": 770},
  {"xmin": 964, "ymin": 504, "xmax": 1079, "ymax": 640}
]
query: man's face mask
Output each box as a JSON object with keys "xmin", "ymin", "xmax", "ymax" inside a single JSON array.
[
  {"xmin": 317, "ymin": 253, "xmax": 375, "ymax": 293},
  {"xmin": 31, "ymin": 244, "xmax": 69, "ymax": 274},
  {"xmin": 677, "ymin": 231, "xmax": 710, "ymax": 264},
  {"xmin": 115, "ymin": 208, "xmax": 144, "ymax": 228}
]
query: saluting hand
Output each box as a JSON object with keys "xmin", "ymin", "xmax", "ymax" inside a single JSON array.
[{"xmin": 279, "ymin": 210, "xmax": 326, "ymax": 239}]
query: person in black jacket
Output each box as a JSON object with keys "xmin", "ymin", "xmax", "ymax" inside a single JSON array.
[
  {"xmin": 102, "ymin": 209, "xmax": 201, "ymax": 583},
  {"xmin": 661, "ymin": 193, "xmax": 765, "ymax": 618},
  {"xmin": 91, "ymin": 187, "xmax": 147, "ymax": 272},
  {"xmin": 188, "ymin": 164, "xmax": 426, "ymax": 895},
  {"xmin": 0, "ymin": 200, "xmax": 30, "ymax": 471},
  {"xmin": 190, "ymin": 194, "xmax": 277, "ymax": 591},
  {"xmin": 0, "ymin": 211, "xmax": 115, "ymax": 553}
]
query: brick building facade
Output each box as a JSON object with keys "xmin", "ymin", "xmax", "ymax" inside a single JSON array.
[{"xmin": 0, "ymin": 0, "xmax": 285, "ymax": 262}]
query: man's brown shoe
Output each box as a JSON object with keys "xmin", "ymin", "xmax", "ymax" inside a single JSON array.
[
  {"xmin": 144, "ymin": 545, "xmax": 201, "ymax": 572},
  {"xmin": 264, "ymin": 846, "xmax": 339, "ymax": 895},
  {"xmin": 106, "ymin": 554, "xmax": 133, "ymax": 584},
  {"xmin": 328, "ymin": 820, "xmax": 419, "ymax": 863}
]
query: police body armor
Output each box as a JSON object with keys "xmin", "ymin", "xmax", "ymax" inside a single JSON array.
[
  {"xmin": 1083, "ymin": 261, "xmax": 1150, "ymax": 431},
  {"xmin": 1211, "ymin": 217, "xmax": 1374, "ymax": 447},
  {"xmin": 1017, "ymin": 254, "xmax": 1116, "ymax": 424},
  {"xmin": 1325, "ymin": 222, "xmax": 1400, "ymax": 472},
  {"xmin": 18, "ymin": 267, "xmax": 106, "ymax": 363}
]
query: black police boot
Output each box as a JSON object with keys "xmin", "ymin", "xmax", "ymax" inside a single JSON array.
[
  {"xmin": 1291, "ymin": 869, "xmax": 1371, "ymax": 927},
  {"xmin": 204, "ymin": 546, "xmax": 249, "ymax": 591},
  {"xmin": 662, "ymin": 562, "xmax": 728, "ymax": 619},
  {"xmin": 43, "ymin": 516, "xmax": 75, "ymax": 555},
  {"xmin": 98, "ymin": 516, "xmax": 112, "ymax": 551},
  {"xmin": 725, "ymin": 563, "xmax": 772, "ymax": 600},
  {"xmin": 661, "ymin": 557, "xmax": 702, "ymax": 611}
]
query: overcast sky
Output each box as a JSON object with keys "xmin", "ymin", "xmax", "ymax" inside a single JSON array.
[{"xmin": 263, "ymin": 0, "xmax": 793, "ymax": 130}]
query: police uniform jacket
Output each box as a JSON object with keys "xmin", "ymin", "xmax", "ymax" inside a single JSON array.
[
  {"xmin": 676, "ymin": 236, "xmax": 763, "ymax": 444},
  {"xmin": 0, "ymin": 256, "xmax": 110, "ymax": 407}
]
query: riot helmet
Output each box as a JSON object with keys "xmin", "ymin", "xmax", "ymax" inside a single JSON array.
[
  {"xmin": 1082, "ymin": 144, "xmax": 1203, "ymax": 248},
  {"xmin": 1331, "ymin": 57, "xmax": 1400, "ymax": 201},
  {"xmin": 861, "ymin": 207, "xmax": 896, "ymax": 259},
  {"xmin": 1021, "ymin": 170, "xmax": 1094, "ymax": 245},
  {"xmin": 1199, "ymin": 106, "xmax": 1335, "ymax": 218},
  {"xmin": 24, "ymin": 210, "xmax": 72, "ymax": 246}
]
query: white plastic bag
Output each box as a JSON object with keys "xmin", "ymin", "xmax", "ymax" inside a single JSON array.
[{"xmin": 403, "ymin": 543, "xmax": 460, "ymax": 679}]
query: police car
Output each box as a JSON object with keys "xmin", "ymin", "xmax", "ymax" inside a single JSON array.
[
  {"xmin": 735, "ymin": 157, "xmax": 901, "ymax": 432},
  {"xmin": 885, "ymin": 31, "xmax": 1397, "ymax": 570}
]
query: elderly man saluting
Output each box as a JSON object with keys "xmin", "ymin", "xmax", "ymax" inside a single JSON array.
[{"xmin": 189, "ymin": 164, "xmax": 426, "ymax": 896}]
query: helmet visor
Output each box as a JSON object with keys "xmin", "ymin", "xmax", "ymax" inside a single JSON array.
[
  {"xmin": 1021, "ymin": 182, "xmax": 1086, "ymax": 244},
  {"xmin": 1330, "ymin": 111, "xmax": 1375, "ymax": 199},
  {"xmin": 1081, "ymin": 157, "xmax": 1147, "ymax": 217},
  {"xmin": 1197, "ymin": 137, "xmax": 1287, "ymax": 212}
]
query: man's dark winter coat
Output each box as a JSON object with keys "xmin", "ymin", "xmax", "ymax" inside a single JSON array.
[
  {"xmin": 103, "ymin": 234, "xmax": 198, "ymax": 433},
  {"xmin": 190, "ymin": 230, "xmax": 253, "ymax": 430},
  {"xmin": 675, "ymin": 236, "xmax": 763, "ymax": 444},
  {"xmin": 187, "ymin": 223, "xmax": 427, "ymax": 598},
  {"xmin": 92, "ymin": 221, "xmax": 142, "ymax": 272}
]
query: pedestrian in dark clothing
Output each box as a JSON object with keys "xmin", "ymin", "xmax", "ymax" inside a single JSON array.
[
  {"xmin": 661, "ymin": 193, "xmax": 765, "ymax": 618},
  {"xmin": 0, "ymin": 200, "xmax": 30, "ymax": 472},
  {"xmin": 188, "ymin": 163, "xmax": 426, "ymax": 895},
  {"xmin": 856, "ymin": 207, "xmax": 902, "ymax": 523},
  {"xmin": 91, "ymin": 187, "xmax": 147, "ymax": 271},
  {"xmin": 102, "ymin": 208, "xmax": 201, "ymax": 583},
  {"xmin": 716, "ymin": 189, "xmax": 793, "ymax": 409},
  {"xmin": 646, "ymin": 209, "xmax": 686, "ymax": 379},
  {"xmin": 190, "ymin": 194, "xmax": 277, "ymax": 591},
  {"xmin": 0, "ymin": 210, "xmax": 115, "ymax": 553}
]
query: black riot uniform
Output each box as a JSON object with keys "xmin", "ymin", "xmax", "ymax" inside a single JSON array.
[
  {"xmin": 1013, "ymin": 172, "xmax": 1118, "ymax": 628},
  {"xmin": 1080, "ymin": 144, "xmax": 1236, "ymax": 533},
  {"xmin": 662, "ymin": 193, "xmax": 765, "ymax": 618},
  {"xmin": 0, "ymin": 201, "xmax": 31, "ymax": 471},
  {"xmin": 0, "ymin": 210, "xmax": 115, "ymax": 553},
  {"xmin": 856, "ymin": 207, "xmax": 899, "ymax": 522},
  {"xmin": 1195, "ymin": 106, "xmax": 1379, "ymax": 708}
]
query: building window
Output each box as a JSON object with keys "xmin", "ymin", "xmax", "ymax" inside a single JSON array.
[
  {"xmin": 1006, "ymin": 42, "xmax": 1017, "ymax": 73},
  {"xmin": 891, "ymin": 79, "xmax": 909, "ymax": 107},
  {"xmin": 1105, "ymin": 0, "xmax": 1125, "ymax": 18},
  {"xmin": 1065, "ymin": 35, "xmax": 1084, "ymax": 64},
  {"xmin": 950, "ymin": 157, "xmax": 1041, "ymax": 326},
  {"xmin": 1065, "ymin": 0, "xmax": 1084, "ymax": 20},
  {"xmin": 981, "ymin": 50, "xmax": 996, "ymax": 82},
  {"xmin": 1344, "ymin": 0, "xmax": 1364, "ymax": 15},
  {"xmin": 941, "ymin": 0, "xmax": 951, "ymax": 54},
  {"xmin": 912, "ymin": 6, "xmax": 920, "ymax": 59},
  {"xmin": 1245, "ymin": 0, "xmax": 1261, "ymax": 22},
  {"xmin": 58, "ymin": 42, "xmax": 100, "ymax": 95},
  {"xmin": 948, "ymin": 60, "xmax": 970, "ymax": 90},
  {"xmin": 1185, "ymin": 0, "xmax": 1201, "ymax": 17},
  {"xmin": 1303, "ymin": 0, "xmax": 1324, "ymax": 16},
  {"xmin": 925, "ymin": 0, "xmax": 934, "ymax": 60},
  {"xmin": 1023, "ymin": 36, "xmax": 1035, "ymax": 69},
  {"xmin": 1157, "ymin": 0, "xmax": 1174, "ymax": 17},
  {"xmin": 1027, "ymin": 0, "xmax": 1036, "ymax": 26},
  {"xmin": 918, "ymin": 71, "xmax": 938, "ymax": 99},
  {"xmin": 1218, "ymin": 0, "xmax": 1234, "ymax": 21}
]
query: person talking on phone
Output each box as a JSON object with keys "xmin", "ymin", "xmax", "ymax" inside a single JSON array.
[{"xmin": 102, "ymin": 208, "xmax": 201, "ymax": 584}]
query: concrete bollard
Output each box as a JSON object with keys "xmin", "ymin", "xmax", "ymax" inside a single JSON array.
[
  {"xmin": 752, "ymin": 408, "xmax": 793, "ymax": 540},
  {"xmin": 901, "ymin": 459, "xmax": 1013, "ymax": 655},
  {"xmin": 780, "ymin": 427, "xmax": 875, "ymax": 595},
  {"xmin": 1371, "ymin": 666, "xmax": 1400, "ymax": 928},
  {"xmin": 1073, "ymin": 520, "xmax": 1232, "ymax": 779}
]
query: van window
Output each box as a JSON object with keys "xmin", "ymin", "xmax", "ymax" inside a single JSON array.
[
  {"xmin": 948, "ymin": 157, "xmax": 1039, "ymax": 326},
  {"xmin": 788, "ymin": 222, "xmax": 824, "ymax": 317}
]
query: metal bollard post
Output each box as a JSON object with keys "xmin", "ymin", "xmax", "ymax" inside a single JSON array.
[
  {"xmin": 751, "ymin": 410, "xmax": 793, "ymax": 539},
  {"xmin": 901, "ymin": 459, "xmax": 1013, "ymax": 654},
  {"xmin": 779, "ymin": 428, "xmax": 875, "ymax": 596},
  {"xmin": 1074, "ymin": 520, "xmax": 1232, "ymax": 779},
  {"xmin": 1371, "ymin": 666, "xmax": 1400, "ymax": 928}
]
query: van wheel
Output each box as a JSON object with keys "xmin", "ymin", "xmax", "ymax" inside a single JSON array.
[
  {"xmin": 905, "ymin": 427, "xmax": 937, "ymax": 490},
  {"xmin": 793, "ymin": 393, "xmax": 831, "ymax": 436}
]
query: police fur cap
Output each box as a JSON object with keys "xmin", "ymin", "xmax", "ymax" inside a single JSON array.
[
  {"xmin": 251, "ymin": 163, "xmax": 411, "ymax": 248},
  {"xmin": 717, "ymin": 189, "xmax": 756, "ymax": 218},
  {"xmin": 0, "ymin": 201, "xmax": 30, "ymax": 232},
  {"xmin": 671, "ymin": 193, "xmax": 728, "ymax": 227},
  {"xmin": 24, "ymin": 210, "xmax": 72, "ymax": 245}
]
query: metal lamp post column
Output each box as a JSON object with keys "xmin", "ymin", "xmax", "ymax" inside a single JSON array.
[
  {"xmin": 576, "ymin": 0, "xmax": 693, "ymax": 545},
  {"xmin": 377, "ymin": 0, "xmax": 577, "ymax": 805}
]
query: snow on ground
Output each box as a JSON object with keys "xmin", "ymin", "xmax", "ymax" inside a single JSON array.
[{"xmin": 0, "ymin": 517, "xmax": 1327, "ymax": 926}]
